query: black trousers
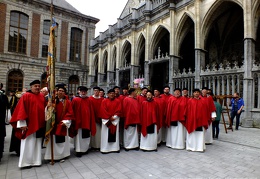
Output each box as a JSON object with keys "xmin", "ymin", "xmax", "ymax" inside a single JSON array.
[
  {"xmin": 230, "ymin": 110, "xmax": 241, "ymax": 129},
  {"xmin": 212, "ymin": 120, "xmax": 220, "ymax": 138}
]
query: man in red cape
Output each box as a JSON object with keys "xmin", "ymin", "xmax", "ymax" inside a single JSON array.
[
  {"xmin": 89, "ymin": 86, "xmax": 104, "ymax": 150},
  {"xmin": 71, "ymin": 86, "xmax": 96, "ymax": 157},
  {"xmin": 10, "ymin": 80, "xmax": 46, "ymax": 168},
  {"xmin": 100, "ymin": 89, "xmax": 122, "ymax": 153},
  {"xmin": 159, "ymin": 85, "xmax": 172, "ymax": 143},
  {"xmin": 123, "ymin": 88, "xmax": 141, "ymax": 151},
  {"xmin": 153, "ymin": 88, "xmax": 166, "ymax": 145},
  {"xmin": 140, "ymin": 90, "xmax": 159, "ymax": 151},
  {"xmin": 137, "ymin": 87, "xmax": 148, "ymax": 104},
  {"xmin": 118, "ymin": 86, "xmax": 128, "ymax": 148},
  {"xmin": 185, "ymin": 88, "xmax": 210, "ymax": 152},
  {"xmin": 165, "ymin": 88, "xmax": 187, "ymax": 149},
  {"xmin": 200, "ymin": 87, "xmax": 216, "ymax": 144},
  {"xmin": 44, "ymin": 84, "xmax": 74, "ymax": 161}
]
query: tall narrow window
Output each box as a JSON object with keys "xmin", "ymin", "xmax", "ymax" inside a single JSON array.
[
  {"xmin": 8, "ymin": 11, "xmax": 28, "ymax": 54},
  {"xmin": 8, "ymin": 70, "xmax": 24, "ymax": 92},
  {"xmin": 42, "ymin": 20, "xmax": 58, "ymax": 57},
  {"xmin": 42, "ymin": 20, "xmax": 51, "ymax": 57},
  {"xmin": 70, "ymin": 28, "xmax": 82, "ymax": 61},
  {"xmin": 68, "ymin": 75, "xmax": 79, "ymax": 95}
]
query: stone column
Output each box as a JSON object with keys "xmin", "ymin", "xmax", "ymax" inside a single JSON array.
[
  {"xmin": 170, "ymin": 55, "xmax": 180, "ymax": 94},
  {"xmin": 115, "ymin": 69, "xmax": 120, "ymax": 86},
  {"xmin": 130, "ymin": 65, "xmax": 139, "ymax": 87},
  {"xmin": 242, "ymin": 38, "xmax": 254, "ymax": 127},
  {"xmin": 144, "ymin": 61, "xmax": 149, "ymax": 87},
  {"xmin": 194, "ymin": 49, "xmax": 205, "ymax": 88},
  {"xmin": 107, "ymin": 71, "xmax": 115, "ymax": 88}
]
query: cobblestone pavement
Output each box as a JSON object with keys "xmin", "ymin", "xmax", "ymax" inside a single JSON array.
[{"xmin": 1, "ymin": 124, "xmax": 260, "ymax": 179}]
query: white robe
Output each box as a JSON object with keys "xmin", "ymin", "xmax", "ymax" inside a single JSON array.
[
  {"xmin": 186, "ymin": 128, "xmax": 206, "ymax": 152},
  {"xmin": 205, "ymin": 123, "xmax": 213, "ymax": 144},
  {"xmin": 166, "ymin": 121, "xmax": 186, "ymax": 149},
  {"xmin": 100, "ymin": 118, "xmax": 120, "ymax": 153},
  {"xmin": 205, "ymin": 112, "xmax": 216, "ymax": 144},
  {"xmin": 44, "ymin": 135, "xmax": 70, "ymax": 160},
  {"xmin": 157, "ymin": 128, "xmax": 162, "ymax": 144},
  {"xmin": 90, "ymin": 122, "xmax": 101, "ymax": 149},
  {"xmin": 74, "ymin": 128, "xmax": 90, "ymax": 153},
  {"xmin": 44, "ymin": 120, "xmax": 71, "ymax": 160},
  {"xmin": 124, "ymin": 125, "xmax": 139, "ymax": 149},
  {"xmin": 18, "ymin": 120, "xmax": 42, "ymax": 168},
  {"xmin": 140, "ymin": 125, "xmax": 157, "ymax": 151}
]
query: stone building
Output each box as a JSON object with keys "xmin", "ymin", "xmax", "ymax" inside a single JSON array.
[
  {"xmin": 0, "ymin": 0, "xmax": 99, "ymax": 95},
  {"xmin": 88, "ymin": 0, "xmax": 260, "ymax": 127}
]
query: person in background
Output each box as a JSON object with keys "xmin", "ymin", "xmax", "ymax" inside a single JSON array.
[
  {"xmin": 89, "ymin": 87, "xmax": 104, "ymax": 150},
  {"xmin": 71, "ymin": 86, "xmax": 96, "ymax": 157},
  {"xmin": 165, "ymin": 88, "xmax": 187, "ymax": 150},
  {"xmin": 9, "ymin": 90, "xmax": 20, "ymax": 156},
  {"xmin": 69, "ymin": 93, "xmax": 75, "ymax": 101},
  {"xmin": 212, "ymin": 96, "xmax": 222, "ymax": 139},
  {"xmin": 229, "ymin": 92, "xmax": 244, "ymax": 130},
  {"xmin": 0, "ymin": 83, "xmax": 9, "ymax": 162},
  {"xmin": 99, "ymin": 88, "xmax": 105, "ymax": 98},
  {"xmin": 182, "ymin": 88, "xmax": 189, "ymax": 98},
  {"xmin": 153, "ymin": 88, "xmax": 165, "ymax": 145},
  {"xmin": 185, "ymin": 89, "xmax": 210, "ymax": 152},
  {"xmin": 113, "ymin": 86, "xmax": 120, "ymax": 98},
  {"xmin": 123, "ymin": 88, "xmax": 141, "ymax": 151},
  {"xmin": 137, "ymin": 87, "xmax": 148, "ymax": 105}
]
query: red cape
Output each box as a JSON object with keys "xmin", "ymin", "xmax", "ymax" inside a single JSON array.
[
  {"xmin": 54, "ymin": 98, "xmax": 75, "ymax": 137},
  {"xmin": 71, "ymin": 97, "xmax": 96, "ymax": 137},
  {"xmin": 160, "ymin": 93, "xmax": 172, "ymax": 105},
  {"xmin": 140, "ymin": 99, "xmax": 159, "ymax": 137},
  {"xmin": 185, "ymin": 97, "xmax": 209, "ymax": 134},
  {"xmin": 123, "ymin": 97, "xmax": 141, "ymax": 129},
  {"xmin": 100, "ymin": 98, "xmax": 122, "ymax": 134},
  {"xmin": 89, "ymin": 96, "xmax": 104, "ymax": 124},
  {"xmin": 153, "ymin": 96, "xmax": 166, "ymax": 130},
  {"xmin": 10, "ymin": 92, "xmax": 46, "ymax": 139},
  {"xmin": 200, "ymin": 95, "xmax": 216, "ymax": 124},
  {"xmin": 137, "ymin": 95, "xmax": 146, "ymax": 105},
  {"xmin": 165, "ymin": 96, "xmax": 188, "ymax": 127}
]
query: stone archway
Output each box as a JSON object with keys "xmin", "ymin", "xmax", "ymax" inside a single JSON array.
[
  {"xmin": 137, "ymin": 34, "xmax": 145, "ymax": 77},
  {"xmin": 178, "ymin": 16, "xmax": 195, "ymax": 72},
  {"xmin": 120, "ymin": 41, "xmax": 131, "ymax": 88},
  {"xmin": 204, "ymin": 2, "xmax": 244, "ymax": 67},
  {"xmin": 149, "ymin": 26, "xmax": 170, "ymax": 90}
]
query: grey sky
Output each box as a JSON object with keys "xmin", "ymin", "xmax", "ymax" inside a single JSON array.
[{"xmin": 65, "ymin": 0, "xmax": 128, "ymax": 37}]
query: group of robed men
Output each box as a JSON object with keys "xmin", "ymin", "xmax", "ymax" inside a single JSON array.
[{"xmin": 9, "ymin": 79, "xmax": 218, "ymax": 168}]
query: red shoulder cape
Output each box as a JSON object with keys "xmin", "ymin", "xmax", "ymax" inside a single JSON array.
[{"xmin": 10, "ymin": 92, "xmax": 46, "ymax": 139}]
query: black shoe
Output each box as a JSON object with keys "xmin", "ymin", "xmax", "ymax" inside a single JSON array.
[
  {"xmin": 76, "ymin": 152, "xmax": 82, "ymax": 158},
  {"xmin": 125, "ymin": 148, "xmax": 129, "ymax": 152},
  {"xmin": 21, "ymin": 166, "xmax": 33, "ymax": 169}
]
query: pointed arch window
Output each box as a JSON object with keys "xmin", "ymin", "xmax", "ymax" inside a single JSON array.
[{"xmin": 8, "ymin": 11, "xmax": 28, "ymax": 54}]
